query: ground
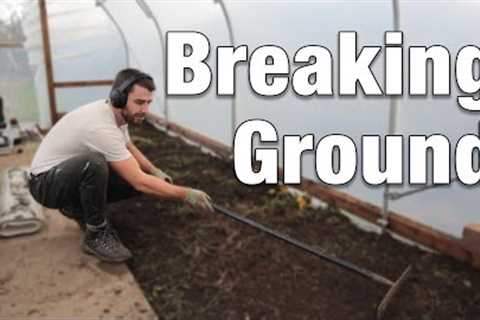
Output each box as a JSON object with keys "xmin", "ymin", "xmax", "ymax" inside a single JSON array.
[
  {"xmin": 109, "ymin": 123, "xmax": 480, "ymax": 320},
  {"xmin": 0, "ymin": 142, "xmax": 156, "ymax": 320}
]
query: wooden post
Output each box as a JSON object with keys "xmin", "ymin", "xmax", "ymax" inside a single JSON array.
[{"xmin": 38, "ymin": 0, "xmax": 58, "ymax": 125}]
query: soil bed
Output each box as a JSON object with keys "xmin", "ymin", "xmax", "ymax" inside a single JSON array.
[{"xmin": 109, "ymin": 123, "xmax": 480, "ymax": 320}]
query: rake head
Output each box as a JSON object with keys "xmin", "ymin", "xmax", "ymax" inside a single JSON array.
[{"xmin": 376, "ymin": 265, "xmax": 412, "ymax": 320}]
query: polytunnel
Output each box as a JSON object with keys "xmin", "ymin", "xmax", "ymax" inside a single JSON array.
[
  {"xmin": 18, "ymin": 0, "xmax": 480, "ymax": 237},
  {"xmin": 1, "ymin": 0, "xmax": 480, "ymax": 319}
]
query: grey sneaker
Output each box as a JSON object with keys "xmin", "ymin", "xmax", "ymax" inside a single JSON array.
[
  {"xmin": 82, "ymin": 223, "xmax": 132, "ymax": 263},
  {"xmin": 59, "ymin": 207, "xmax": 85, "ymax": 231}
]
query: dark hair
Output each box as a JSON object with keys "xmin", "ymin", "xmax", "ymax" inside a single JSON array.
[{"xmin": 112, "ymin": 68, "xmax": 156, "ymax": 93}]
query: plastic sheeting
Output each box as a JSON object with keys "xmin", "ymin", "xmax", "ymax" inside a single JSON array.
[
  {"xmin": 19, "ymin": 0, "xmax": 480, "ymax": 237},
  {"xmin": 0, "ymin": 18, "xmax": 37, "ymax": 123},
  {"xmin": 21, "ymin": 0, "xmax": 125, "ymax": 126}
]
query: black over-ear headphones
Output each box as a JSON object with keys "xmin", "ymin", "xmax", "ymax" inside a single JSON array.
[{"xmin": 110, "ymin": 73, "xmax": 153, "ymax": 109}]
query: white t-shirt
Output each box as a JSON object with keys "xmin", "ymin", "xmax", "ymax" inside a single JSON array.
[{"xmin": 30, "ymin": 99, "xmax": 132, "ymax": 175}]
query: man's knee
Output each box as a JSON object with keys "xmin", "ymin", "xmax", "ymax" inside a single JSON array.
[{"xmin": 82, "ymin": 152, "xmax": 109, "ymax": 177}]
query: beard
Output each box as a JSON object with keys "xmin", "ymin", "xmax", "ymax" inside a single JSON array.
[{"xmin": 122, "ymin": 109, "xmax": 146, "ymax": 125}]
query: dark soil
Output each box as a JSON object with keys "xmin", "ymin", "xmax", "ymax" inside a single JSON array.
[{"xmin": 109, "ymin": 123, "xmax": 480, "ymax": 320}]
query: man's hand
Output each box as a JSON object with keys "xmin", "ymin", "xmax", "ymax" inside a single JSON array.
[
  {"xmin": 152, "ymin": 167, "xmax": 173, "ymax": 184},
  {"xmin": 184, "ymin": 188, "xmax": 214, "ymax": 213}
]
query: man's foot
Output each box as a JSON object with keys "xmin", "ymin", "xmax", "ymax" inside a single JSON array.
[
  {"xmin": 82, "ymin": 221, "xmax": 132, "ymax": 263},
  {"xmin": 59, "ymin": 207, "xmax": 85, "ymax": 231}
]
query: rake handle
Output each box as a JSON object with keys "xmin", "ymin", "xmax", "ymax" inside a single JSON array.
[{"xmin": 213, "ymin": 204, "xmax": 394, "ymax": 287}]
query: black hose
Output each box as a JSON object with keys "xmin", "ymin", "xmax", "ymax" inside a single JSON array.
[{"xmin": 213, "ymin": 203, "xmax": 394, "ymax": 287}]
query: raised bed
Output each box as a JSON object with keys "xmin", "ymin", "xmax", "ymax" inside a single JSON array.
[{"xmin": 109, "ymin": 123, "xmax": 480, "ymax": 320}]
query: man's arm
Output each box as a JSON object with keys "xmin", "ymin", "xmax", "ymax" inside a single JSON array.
[
  {"xmin": 111, "ymin": 156, "xmax": 182, "ymax": 198},
  {"xmin": 127, "ymin": 142, "xmax": 155, "ymax": 174},
  {"xmin": 109, "ymin": 156, "xmax": 213, "ymax": 212}
]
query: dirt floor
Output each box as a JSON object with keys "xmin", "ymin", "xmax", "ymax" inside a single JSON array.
[
  {"xmin": 0, "ymin": 142, "xmax": 156, "ymax": 320},
  {"xmin": 109, "ymin": 123, "xmax": 480, "ymax": 320}
]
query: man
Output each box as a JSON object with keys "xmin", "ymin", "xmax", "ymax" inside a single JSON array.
[{"xmin": 28, "ymin": 68, "xmax": 214, "ymax": 263}]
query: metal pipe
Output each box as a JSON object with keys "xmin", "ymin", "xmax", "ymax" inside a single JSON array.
[
  {"xmin": 135, "ymin": 0, "xmax": 169, "ymax": 130},
  {"xmin": 95, "ymin": 0, "xmax": 130, "ymax": 67},
  {"xmin": 214, "ymin": 0, "xmax": 237, "ymax": 145},
  {"xmin": 380, "ymin": 0, "xmax": 401, "ymax": 231},
  {"xmin": 387, "ymin": 176, "xmax": 460, "ymax": 200}
]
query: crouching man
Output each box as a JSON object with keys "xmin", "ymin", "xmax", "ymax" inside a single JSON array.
[{"xmin": 28, "ymin": 68, "xmax": 214, "ymax": 263}]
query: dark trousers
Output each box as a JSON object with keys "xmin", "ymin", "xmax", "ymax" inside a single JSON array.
[{"xmin": 28, "ymin": 152, "xmax": 140, "ymax": 225}]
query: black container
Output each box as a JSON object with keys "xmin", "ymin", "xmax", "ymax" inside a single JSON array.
[{"xmin": 0, "ymin": 97, "xmax": 6, "ymax": 129}]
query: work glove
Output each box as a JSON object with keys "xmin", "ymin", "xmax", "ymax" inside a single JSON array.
[
  {"xmin": 184, "ymin": 188, "xmax": 214, "ymax": 213},
  {"xmin": 152, "ymin": 167, "xmax": 173, "ymax": 184}
]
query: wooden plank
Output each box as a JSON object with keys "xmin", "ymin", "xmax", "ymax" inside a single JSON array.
[
  {"xmin": 463, "ymin": 224, "xmax": 480, "ymax": 256},
  {"xmin": 169, "ymin": 122, "xmax": 232, "ymax": 159},
  {"xmin": 389, "ymin": 213, "xmax": 471, "ymax": 262},
  {"xmin": 300, "ymin": 177, "xmax": 382, "ymax": 224},
  {"xmin": 0, "ymin": 41, "xmax": 22, "ymax": 48},
  {"xmin": 38, "ymin": 0, "xmax": 58, "ymax": 124},
  {"xmin": 300, "ymin": 176, "xmax": 471, "ymax": 263},
  {"xmin": 146, "ymin": 113, "xmax": 232, "ymax": 159},
  {"xmin": 54, "ymin": 80, "xmax": 114, "ymax": 88}
]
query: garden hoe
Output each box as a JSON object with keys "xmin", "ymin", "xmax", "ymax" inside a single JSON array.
[{"xmin": 213, "ymin": 204, "xmax": 411, "ymax": 320}]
